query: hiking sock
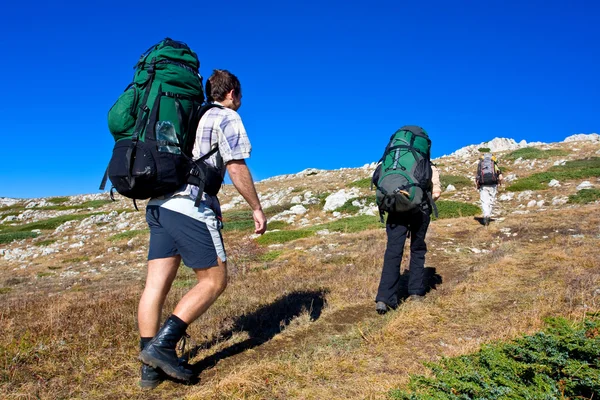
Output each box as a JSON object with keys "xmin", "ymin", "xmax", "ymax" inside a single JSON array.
[
  {"xmin": 140, "ymin": 337, "xmax": 152, "ymax": 351},
  {"xmin": 167, "ymin": 314, "xmax": 189, "ymax": 333}
]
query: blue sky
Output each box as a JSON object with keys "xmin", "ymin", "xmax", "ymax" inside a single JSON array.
[{"xmin": 1, "ymin": 0, "xmax": 598, "ymax": 198}]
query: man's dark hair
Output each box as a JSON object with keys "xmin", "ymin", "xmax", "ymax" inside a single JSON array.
[{"xmin": 206, "ymin": 69, "xmax": 241, "ymax": 103}]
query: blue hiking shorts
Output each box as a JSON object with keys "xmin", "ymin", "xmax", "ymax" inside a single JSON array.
[{"xmin": 146, "ymin": 200, "xmax": 226, "ymax": 269}]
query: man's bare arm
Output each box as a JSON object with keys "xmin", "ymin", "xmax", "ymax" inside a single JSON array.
[{"xmin": 226, "ymin": 160, "xmax": 267, "ymax": 234}]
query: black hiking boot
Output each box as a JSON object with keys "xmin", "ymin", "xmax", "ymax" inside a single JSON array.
[
  {"xmin": 376, "ymin": 301, "xmax": 391, "ymax": 315},
  {"xmin": 140, "ymin": 363, "xmax": 164, "ymax": 389},
  {"xmin": 139, "ymin": 319, "xmax": 195, "ymax": 382},
  {"xmin": 139, "ymin": 339, "xmax": 165, "ymax": 389},
  {"xmin": 483, "ymin": 217, "xmax": 490, "ymax": 226}
]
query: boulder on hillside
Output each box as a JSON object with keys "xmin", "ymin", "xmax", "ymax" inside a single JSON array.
[{"xmin": 564, "ymin": 133, "xmax": 600, "ymax": 143}]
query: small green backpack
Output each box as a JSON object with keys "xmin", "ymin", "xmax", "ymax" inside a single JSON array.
[
  {"xmin": 371, "ymin": 126, "xmax": 436, "ymax": 220},
  {"xmin": 100, "ymin": 38, "xmax": 222, "ymax": 205}
]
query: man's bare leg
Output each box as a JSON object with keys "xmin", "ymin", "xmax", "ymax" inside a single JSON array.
[
  {"xmin": 173, "ymin": 258, "xmax": 228, "ymax": 323},
  {"xmin": 138, "ymin": 256, "xmax": 181, "ymax": 337}
]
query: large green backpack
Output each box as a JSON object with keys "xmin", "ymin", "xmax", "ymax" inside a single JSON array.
[
  {"xmin": 100, "ymin": 38, "xmax": 222, "ymax": 204},
  {"xmin": 371, "ymin": 126, "xmax": 436, "ymax": 219}
]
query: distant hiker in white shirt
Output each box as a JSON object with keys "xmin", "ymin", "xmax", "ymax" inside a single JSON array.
[{"xmin": 475, "ymin": 153, "xmax": 503, "ymax": 226}]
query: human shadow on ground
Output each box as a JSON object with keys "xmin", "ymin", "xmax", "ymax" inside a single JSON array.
[
  {"xmin": 397, "ymin": 266, "xmax": 442, "ymax": 302},
  {"xmin": 187, "ymin": 289, "xmax": 327, "ymax": 374}
]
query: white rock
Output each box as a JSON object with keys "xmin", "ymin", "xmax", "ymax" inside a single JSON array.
[
  {"xmin": 527, "ymin": 200, "xmax": 537, "ymax": 208},
  {"xmin": 553, "ymin": 160, "xmax": 567, "ymax": 166},
  {"xmin": 445, "ymin": 184, "xmax": 456, "ymax": 192},
  {"xmin": 563, "ymin": 133, "xmax": 600, "ymax": 143},
  {"xmin": 517, "ymin": 191, "xmax": 534, "ymax": 201},
  {"xmin": 551, "ymin": 196, "xmax": 568, "ymax": 206},
  {"xmin": 69, "ymin": 241, "xmax": 84, "ymax": 248},
  {"xmin": 470, "ymin": 248, "xmax": 482, "ymax": 254},
  {"xmin": 548, "ymin": 179, "xmax": 560, "ymax": 187},
  {"xmin": 577, "ymin": 181, "xmax": 593, "ymax": 191},
  {"xmin": 499, "ymin": 192, "xmax": 515, "ymax": 201},
  {"xmin": 323, "ymin": 189, "xmax": 360, "ymax": 211},
  {"xmin": 332, "ymin": 211, "xmax": 341, "ymax": 217},
  {"xmin": 289, "ymin": 205, "xmax": 307, "ymax": 215},
  {"xmin": 290, "ymin": 195, "xmax": 302, "ymax": 204},
  {"xmin": 536, "ymin": 200, "xmax": 545, "ymax": 207},
  {"xmin": 316, "ymin": 229, "xmax": 330, "ymax": 235}
]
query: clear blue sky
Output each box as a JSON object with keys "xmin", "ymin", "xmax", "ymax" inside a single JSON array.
[{"xmin": 1, "ymin": 0, "xmax": 598, "ymax": 198}]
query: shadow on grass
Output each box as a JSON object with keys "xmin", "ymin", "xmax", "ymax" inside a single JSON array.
[
  {"xmin": 188, "ymin": 289, "xmax": 328, "ymax": 374},
  {"xmin": 397, "ymin": 266, "xmax": 442, "ymax": 302},
  {"xmin": 473, "ymin": 216, "xmax": 496, "ymax": 226}
]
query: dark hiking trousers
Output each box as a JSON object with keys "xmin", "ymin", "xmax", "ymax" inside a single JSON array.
[{"xmin": 375, "ymin": 210, "xmax": 431, "ymax": 308}]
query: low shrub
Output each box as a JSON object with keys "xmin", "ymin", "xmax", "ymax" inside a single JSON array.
[
  {"xmin": 504, "ymin": 147, "xmax": 570, "ymax": 160},
  {"xmin": 478, "ymin": 147, "xmax": 491, "ymax": 153},
  {"xmin": 334, "ymin": 195, "xmax": 376, "ymax": 213},
  {"xmin": 389, "ymin": 316, "xmax": 600, "ymax": 399},
  {"xmin": 47, "ymin": 196, "xmax": 70, "ymax": 204},
  {"xmin": 568, "ymin": 189, "xmax": 600, "ymax": 204},
  {"xmin": 434, "ymin": 200, "xmax": 480, "ymax": 219},
  {"xmin": 259, "ymin": 250, "xmax": 282, "ymax": 262}
]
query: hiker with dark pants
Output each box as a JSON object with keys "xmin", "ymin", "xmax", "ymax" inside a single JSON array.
[
  {"xmin": 138, "ymin": 70, "xmax": 267, "ymax": 387},
  {"xmin": 371, "ymin": 126, "xmax": 440, "ymax": 314},
  {"xmin": 475, "ymin": 153, "xmax": 503, "ymax": 226}
]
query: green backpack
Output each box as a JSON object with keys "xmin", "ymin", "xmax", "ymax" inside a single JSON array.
[
  {"xmin": 100, "ymin": 38, "xmax": 222, "ymax": 205},
  {"xmin": 371, "ymin": 126, "xmax": 436, "ymax": 220}
]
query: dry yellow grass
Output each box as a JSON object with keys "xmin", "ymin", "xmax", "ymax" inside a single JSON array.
[{"xmin": 1, "ymin": 140, "xmax": 599, "ymax": 399}]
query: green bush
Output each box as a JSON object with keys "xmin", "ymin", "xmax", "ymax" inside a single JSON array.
[
  {"xmin": 389, "ymin": 316, "xmax": 600, "ymax": 399},
  {"xmin": 222, "ymin": 219, "xmax": 255, "ymax": 232},
  {"xmin": 568, "ymin": 189, "xmax": 600, "ymax": 204},
  {"xmin": 434, "ymin": 201, "xmax": 480, "ymax": 219},
  {"xmin": 108, "ymin": 229, "xmax": 148, "ymax": 242},
  {"xmin": 348, "ymin": 178, "xmax": 372, "ymax": 188},
  {"xmin": 504, "ymin": 147, "xmax": 569, "ymax": 160},
  {"xmin": 268, "ymin": 221, "xmax": 288, "ymax": 230},
  {"xmin": 0, "ymin": 231, "xmax": 39, "ymax": 244},
  {"xmin": 478, "ymin": 147, "xmax": 491, "ymax": 153},
  {"xmin": 256, "ymin": 229, "xmax": 314, "ymax": 245},
  {"xmin": 439, "ymin": 175, "xmax": 473, "ymax": 190},
  {"xmin": 507, "ymin": 157, "xmax": 600, "ymax": 192}
]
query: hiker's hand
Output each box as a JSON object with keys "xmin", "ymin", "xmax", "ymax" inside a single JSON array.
[
  {"xmin": 432, "ymin": 191, "xmax": 441, "ymax": 201},
  {"xmin": 253, "ymin": 209, "xmax": 267, "ymax": 235}
]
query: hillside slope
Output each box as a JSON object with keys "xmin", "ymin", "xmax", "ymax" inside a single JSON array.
[{"xmin": 1, "ymin": 137, "xmax": 599, "ymax": 399}]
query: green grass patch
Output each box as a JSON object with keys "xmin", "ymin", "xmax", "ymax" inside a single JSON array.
[
  {"xmin": 0, "ymin": 231, "xmax": 39, "ymax": 244},
  {"xmin": 268, "ymin": 221, "xmax": 288, "ymax": 230},
  {"xmin": 108, "ymin": 229, "xmax": 148, "ymax": 242},
  {"xmin": 568, "ymin": 188, "xmax": 600, "ymax": 204},
  {"xmin": 439, "ymin": 175, "xmax": 472, "ymax": 190},
  {"xmin": 37, "ymin": 199, "xmax": 113, "ymax": 211},
  {"xmin": 389, "ymin": 316, "xmax": 600, "ymax": 399},
  {"xmin": 256, "ymin": 229, "xmax": 314, "ymax": 245},
  {"xmin": 259, "ymin": 250, "xmax": 282, "ymax": 262},
  {"xmin": 0, "ymin": 288, "xmax": 12, "ymax": 294},
  {"xmin": 222, "ymin": 209, "xmax": 253, "ymax": 222},
  {"xmin": 311, "ymin": 215, "xmax": 381, "ymax": 233},
  {"xmin": 223, "ymin": 219, "xmax": 255, "ymax": 232},
  {"xmin": 47, "ymin": 196, "xmax": 70, "ymax": 204},
  {"xmin": 434, "ymin": 200, "xmax": 480, "ymax": 219},
  {"xmin": 36, "ymin": 272, "xmax": 55, "ymax": 278},
  {"xmin": 36, "ymin": 239, "xmax": 57, "ymax": 246},
  {"xmin": 507, "ymin": 157, "xmax": 600, "ymax": 192},
  {"xmin": 348, "ymin": 178, "xmax": 372, "ymax": 189},
  {"xmin": 0, "ymin": 213, "xmax": 101, "ymax": 233},
  {"xmin": 264, "ymin": 203, "xmax": 295, "ymax": 217},
  {"xmin": 478, "ymin": 147, "xmax": 491, "ymax": 153},
  {"xmin": 504, "ymin": 147, "xmax": 570, "ymax": 160}
]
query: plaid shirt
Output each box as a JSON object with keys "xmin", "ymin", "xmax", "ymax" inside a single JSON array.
[{"xmin": 149, "ymin": 102, "xmax": 251, "ymax": 214}]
